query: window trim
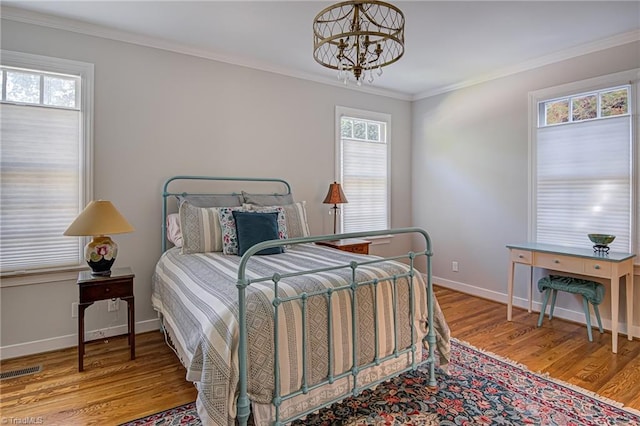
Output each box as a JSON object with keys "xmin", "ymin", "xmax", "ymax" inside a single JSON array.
[
  {"xmin": 335, "ymin": 106, "xmax": 391, "ymax": 234},
  {"xmin": 0, "ymin": 50, "xmax": 94, "ymax": 278},
  {"xmin": 528, "ymin": 68, "xmax": 639, "ymax": 256}
]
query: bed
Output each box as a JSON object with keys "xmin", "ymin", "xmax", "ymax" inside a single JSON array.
[{"xmin": 152, "ymin": 176, "xmax": 451, "ymax": 426}]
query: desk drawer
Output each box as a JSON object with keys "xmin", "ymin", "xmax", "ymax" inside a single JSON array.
[
  {"xmin": 510, "ymin": 249, "xmax": 532, "ymax": 264},
  {"xmin": 583, "ymin": 259, "xmax": 611, "ymax": 278},
  {"xmin": 535, "ymin": 253, "xmax": 583, "ymax": 274}
]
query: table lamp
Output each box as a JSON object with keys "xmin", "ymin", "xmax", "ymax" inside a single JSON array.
[
  {"xmin": 64, "ymin": 200, "xmax": 134, "ymax": 276},
  {"xmin": 323, "ymin": 182, "xmax": 348, "ymax": 234}
]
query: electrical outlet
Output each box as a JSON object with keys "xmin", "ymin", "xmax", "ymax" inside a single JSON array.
[
  {"xmin": 452, "ymin": 261, "xmax": 459, "ymax": 272},
  {"xmin": 107, "ymin": 299, "xmax": 120, "ymax": 312},
  {"xmin": 71, "ymin": 302, "xmax": 78, "ymax": 318}
]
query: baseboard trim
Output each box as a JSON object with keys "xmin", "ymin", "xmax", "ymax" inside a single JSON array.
[
  {"xmin": 0, "ymin": 318, "xmax": 161, "ymax": 360},
  {"xmin": 432, "ymin": 275, "xmax": 639, "ymax": 339}
]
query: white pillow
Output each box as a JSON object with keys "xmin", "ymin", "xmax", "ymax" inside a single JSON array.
[{"xmin": 166, "ymin": 213, "xmax": 183, "ymax": 248}]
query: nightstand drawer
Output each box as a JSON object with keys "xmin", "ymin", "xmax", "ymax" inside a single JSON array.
[
  {"xmin": 316, "ymin": 239, "xmax": 371, "ymax": 255},
  {"xmin": 348, "ymin": 244, "xmax": 369, "ymax": 254},
  {"xmin": 535, "ymin": 253, "xmax": 583, "ymax": 274},
  {"xmin": 79, "ymin": 279, "xmax": 133, "ymax": 302}
]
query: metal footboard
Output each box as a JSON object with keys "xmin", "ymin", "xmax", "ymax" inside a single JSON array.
[{"xmin": 236, "ymin": 228, "xmax": 435, "ymax": 426}]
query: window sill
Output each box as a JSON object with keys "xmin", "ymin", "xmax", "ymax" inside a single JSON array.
[{"xmin": 1, "ymin": 265, "xmax": 87, "ymax": 288}]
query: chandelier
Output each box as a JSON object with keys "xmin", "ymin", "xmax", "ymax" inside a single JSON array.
[{"xmin": 313, "ymin": 1, "xmax": 405, "ymax": 85}]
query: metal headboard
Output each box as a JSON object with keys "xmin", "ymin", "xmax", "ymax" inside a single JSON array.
[{"xmin": 161, "ymin": 175, "xmax": 292, "ymax": 252}]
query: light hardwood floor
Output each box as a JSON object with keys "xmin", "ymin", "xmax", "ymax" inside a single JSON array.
[{"xmin": 1, "ymin": 286, "xmax": 639, "ymax": 425}]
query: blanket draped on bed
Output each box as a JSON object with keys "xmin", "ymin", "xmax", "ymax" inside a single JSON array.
[{"xmin": 152, "ymin": 244, "xmax": 450, "ymax": 426}]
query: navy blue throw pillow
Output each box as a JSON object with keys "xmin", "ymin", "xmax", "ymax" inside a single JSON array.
[{"xmin": 232, "ymin": 211, "xmax": 283, "ymax": 256}]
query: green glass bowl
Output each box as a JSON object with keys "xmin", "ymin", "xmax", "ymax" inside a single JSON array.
[{"xmin": 588, "ymin": 234, "xmax": 616, "ymax": 245}]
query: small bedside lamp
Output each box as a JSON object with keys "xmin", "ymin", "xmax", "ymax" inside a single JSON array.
[
  {"xmin": 64, "ymin": 200, "xmax": 134, "ymax": 276},
  {"xmin": 323, "ymin": 182, "xmax": 348, "ymax": 234}
]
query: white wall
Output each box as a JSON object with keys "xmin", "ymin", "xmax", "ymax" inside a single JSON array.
[
  {"xmin": 412, "ymin": 41, "xmax": 640, "ymax": 336},
  {"xmin": 0, "ymin": 18, "xmax": 413, "ymax": 357}
]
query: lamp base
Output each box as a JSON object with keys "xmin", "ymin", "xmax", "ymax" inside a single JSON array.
[
  {"xmin": 330, "ymin": 204, "xmax": 339, "ymax": 234},
  {"xmin": 89, "ymin": 268, "xmax": 112, "ymax": 277},
  {"xmin": 85, "ymin": 235, "xmax": 117, "ymax": 276}
]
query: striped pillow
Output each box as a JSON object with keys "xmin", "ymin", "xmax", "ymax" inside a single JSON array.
[{"xmin": 178, "ymin": 202, "xmax": 224, "ymax": 254}]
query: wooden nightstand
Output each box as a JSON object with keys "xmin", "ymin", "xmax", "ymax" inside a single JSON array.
[
  {"xmin": 77, "ymin": 267, "xmax": 135, "ymax": 372},
  {"xmin": 316, "ymin": 238, "xmax": 372, "ymax": 255}
]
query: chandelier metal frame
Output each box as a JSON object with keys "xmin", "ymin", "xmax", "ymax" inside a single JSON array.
[{"xmin": 313, "ymin": 0, "xmax": 405, "ymax": 85}]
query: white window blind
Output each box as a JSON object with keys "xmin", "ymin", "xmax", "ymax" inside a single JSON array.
[
  {"xmin": 536, "ymin": 117, "xmax": 632, "ymax": 252},
  {"xmin": 337, "ymin": 107, "xmax": 390, "ymax": 233},
  {"xmin": 1, "ymin": 105, "xmax": 82, "ymax": 271},
  {"xmin": 0, "ymin": 52, "xmax": 93, "ymax": 274},
  {"xmin": 342, "ymin": 138, "xmax": 389, "ymax": 232}
]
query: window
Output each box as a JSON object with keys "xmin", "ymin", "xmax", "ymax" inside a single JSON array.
[
  {"xmin": 530, "ymin": 70, "xmax": 637, "ymax": 254},
  {"xmin": 0, "ymin": 51, "xmax": 93, "ymax": 274},
  {"xmin": 335, "ymin": 106, "xmax": 390, "ymax": 233}
]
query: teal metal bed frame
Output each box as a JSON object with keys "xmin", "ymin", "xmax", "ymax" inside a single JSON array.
[{"xmin": 161, "ymin": 176, "xmax": 437, "ymax": 426}]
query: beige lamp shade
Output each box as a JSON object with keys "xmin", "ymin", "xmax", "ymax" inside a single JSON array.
[
  {"xmin": 322, "ymin": 182, "xmax": 348, "ymax": 205},
  {"xmin": 64, "ymin": 200, "xmax": 134, "ymax": 236}
]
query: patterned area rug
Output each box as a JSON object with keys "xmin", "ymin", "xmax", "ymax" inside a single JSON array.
[{"xmin": 121, "ymin": 339, "xmax": 640, "ymax": 425}]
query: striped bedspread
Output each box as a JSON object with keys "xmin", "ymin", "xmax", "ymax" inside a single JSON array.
[{"xmin": 152, "ymin": 244, "xmax": 450, "ymax": 426}]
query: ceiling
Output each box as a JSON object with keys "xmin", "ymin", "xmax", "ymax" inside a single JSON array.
[{"xmin": 2, "ymin": 1, "xmax": 639, "ymax": 100}]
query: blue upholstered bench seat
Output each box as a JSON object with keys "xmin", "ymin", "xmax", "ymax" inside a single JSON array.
[
  {"xmin": 537, "ymin": 275, "xmax": 605, "ymax": 305},
  {"xmin": 537, "ymin": 275, "xmax": 605, "ymax": 342}
]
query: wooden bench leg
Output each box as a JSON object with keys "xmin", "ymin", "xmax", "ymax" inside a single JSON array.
[
  {"xmin": 583, "ymin": 297, "xmax": 593, "ymax": 342},
  {"xmin": 548, "ymin": 289, "xmax": 558, "ymax": 320},
  {"xmin": 593, "ymin": 303, "xmax": 604, "ymax": 334},
  {"xmin": 538, "ymin": 289, "xmax": 552, "ymax": 327}
]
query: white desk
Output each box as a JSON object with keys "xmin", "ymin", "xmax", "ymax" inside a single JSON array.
[{"xmin": 507, "ymin": 242, "xmax": 635, "ymax": 353}]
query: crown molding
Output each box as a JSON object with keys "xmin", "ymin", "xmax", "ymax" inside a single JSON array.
[
  {"xmin": 0, "ymin": 6, "xmax": 412, "ymax": 101},
  {"xmin": 3, "ymin": 5, "xmax": 636, "ymax": 103},
  {"xmin": 413, "ymin": 29, "xmax": 640, "ymax": 101}
]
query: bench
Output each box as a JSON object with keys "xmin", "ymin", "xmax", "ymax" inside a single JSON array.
[{"xmin": 537, "ymin": 275, "xmax": 605, "ymax": 342}]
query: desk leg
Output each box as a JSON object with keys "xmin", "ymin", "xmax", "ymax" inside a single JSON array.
[
  {"xmin": 507, "ymin": 261, "xmax": 515, "ymax": 321},
  {"xmin": 611, "ymin": 275, "xmax": 620, "ymax": 354},
  {"xmin": 528, "ymin": 266, "xmax": 533, "ymax": 313},
  {"xmin": 627, "ymin": 269, "xmax": 634, "ymax": 341}
]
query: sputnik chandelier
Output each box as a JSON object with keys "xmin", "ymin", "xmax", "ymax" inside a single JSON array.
[{"xmin": 313, "ymin": 0, "xmax": 405, "ymax": 86}]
